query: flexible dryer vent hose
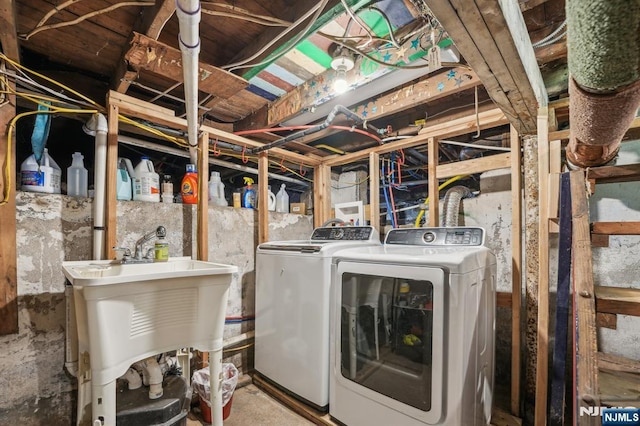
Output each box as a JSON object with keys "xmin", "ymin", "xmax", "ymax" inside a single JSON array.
[{"xmin": 566, "ymin": 0, "xmax": 640, "ymax": 168}]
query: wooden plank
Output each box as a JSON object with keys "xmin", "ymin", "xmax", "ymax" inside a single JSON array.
[
  {"xmin": 105, "ymin": 103, "xmax": 120, "ymax": 260},
  {"xmin": 548, "ymin": 140, "xmax": 561, "ymax": 220},
  {"xmin": 549, "ymin": 172, "xmax": 572, "ymax": 425},
  {"xmin": 0, "ymin": 0, "xmax": 20, "ymax": 62},
  {"xmin": 109, "ymin": 90, "xmax": 175, "ymax": 117},
  {"xmin": 0, "ymin": 84, "xmax": 17, "ymax": 336},
  {"xmin": 428, "ymin": 138, "xmax": 439, "ymax": 227},
  {"xmin": 592, "ymin": 222, "xmax": 640, "ymax": 235},
  {"xmin": 497, "ymin": 292, "xmax": 511, "ymax": 308},
  {"xmin": 368, "ymin": 152, "xmax": 380, "ymax": 232},
  {"xmin": 323, "ymin": 108, "xmax": 508, "ymax": 167},
  {"xmin": 107, "ymin": 90, "xmax": 319, "ymax": 166},
  {"xmin": 534, "ymin": 107, "xmax": 550, "ymax": 426},
  {"xmin": 570, "ymin": 170, "xmax": 600, "ymax": 425},
  {"xmin": 258, "ymin": 153, "xmax": 269, "ymax": 244},
  {"xmin": 595, "ymin": 286, "xmax": 640, "ymax": 317},
  {"xmin": 510, "ymin": 124, "xmax": 523, "ymax": 416},
  {"xmin": 596, "ymin": 313, "xmax": 617, "ymax": 330},
  {"xmin": 313, "ymin": 165, "xmax": 331, "ymax": 228},
  {"xmin": 598, "ymin": 353, "xmax": 640, "ymax": 375},
  {"xmin": 124, "ymin": 32, "xmax": 248, "ymax": 99},
  {"xmin": 591, "ymin": 234, "xmax": 609, "ymax": 248},
  {"xmin": 197, "ymin": 132, "xmax": 209, "ymax": 261},
  {"xmin": 587, "ymin": 162, "xmax": 640, "ymax": 185},
  {"xmin": 598, "ymin": 368, "xmax": 640, "ymax": 408},
  {"xmin": 436, "ymin": 153, "xmax": 511, "ymax": 179}
]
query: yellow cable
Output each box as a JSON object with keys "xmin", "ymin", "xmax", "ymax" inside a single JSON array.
[{"xmin": 414, "ymin": 175, "xmax": 467, "ymax": 228}]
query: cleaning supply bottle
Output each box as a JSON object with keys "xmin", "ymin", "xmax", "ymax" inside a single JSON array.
[
  {"xmin": 276, "ymin": 183, "xmax": 289, "ymax": 213},
  {"xmin": 181, "ymin": 164, "xmax": 198, "ymax": 204},
  {"xmin": 67, "ymin": 152, "xmax": 88, "ymax": 197},
  {"xmin": 242, "ymin": 177, "xmax": 256, "ymax": 208},
  {"xmin": 133, "ymin": 157, "xmax": 160, "ymax": 202},
  {"xmin": 267, "ymin": 185, "xmax": 276, "ymax": 211},
  {"xmin": 208, "ymin": 171, "xmax": 227, "ymax": 206},
  {"xmin": 161, "ymin": 175, "xmax": 173, "ymax": 203},
  {"xmin": 20, "ymin": 148, "xmax": 61, "ymax": 194},
  {"xmin": 154, "ymin": 234, "xmax": 169, "ymax": 262},
  {"xmin": 116, "ymin": 157, "xmax": 134, "ymax": 201}
]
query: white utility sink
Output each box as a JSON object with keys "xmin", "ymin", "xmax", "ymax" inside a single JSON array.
[{"xmin": 62, "ymin": 256, "xmax": 238, "ymax": 426}]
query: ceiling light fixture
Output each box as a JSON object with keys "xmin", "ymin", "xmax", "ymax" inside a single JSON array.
[{"xmin": 331, "ymin": 51, "xmax": 355, "ymax": 94}]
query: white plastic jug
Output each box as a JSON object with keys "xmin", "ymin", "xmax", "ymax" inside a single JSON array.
[
  {"xmin": 208, "ymin": 171, "xmax": 227, "ymax": 206},
  {"xmin": 20, "ymin": 148, "xmax": 61, "ymax": 194},
  {"xmin": 266, "ymin": 185, "xmax": 276, "ymax": 211},
  {"xmin": 67, "ymin": 152, "xmax": 88, "ymax": 197},
  {"xmin": 133, "ymin": 157, "xmax": 160, "ymax": 202},
  {"xmin": 116, "ymin": 157, "xmax": 134, "ymax": 201},
  {"xmin": 275, "ymin": 183, "xmax": 289, "ymax": 213}
]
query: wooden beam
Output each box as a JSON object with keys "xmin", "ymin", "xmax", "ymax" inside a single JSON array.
[
  {"xmin": 497, "ymin": 291, "xmax": 512, "ymax": 308},
  {"xmin": 0, "ymin": 0, "xmax": 20, "ymax": 62},
  {"xmin": 428, "ymin": 138, "xmax": 439, "ymax": 227},
  {"xmin": 571, "ymin": 170, "xmax": 600, "ymax": 424},
  {"xmin": 586, "ymin": 162, "xmax": 640, "ymax": 185},
  {"xmin": 197, "ymin": 131, "xmax": 209, "ymax": 261},
  {"xmin": 105, "ymin": 103, "xmax": 120, "ymax": 260},
  {"xmin": 368, "ymin": 153, "xmax": 380, "ymax": 232},
  {"xmin": 510, "ymin": 124, "xmax": 523, "ymax": 416},
  {"xmin": 258, "ymin": 153, "xmax": 269, "ymax": 244},
  {"xmin": 313, "ymin": 165, "xmax": 331, "ymax": 228},
  {"xmin": 596, "ymin": 313, "xmax": 617, "ymax": 330},
  {"xmin": 323, "ymin": 108, "xmax": 508, "ymax": 167},
  {"xmin": 598, "ymin": 352, "xmax": 640, "ymax": 375},
  {"xmin": 534, "ymin": 107, "xmax": 550, "ymax": 426},
  {"xmin": 548, "ymin": 140, "xmax": 561, "ymax": 220},
  {"xmin": 124, "ymin": 32, "xmax": 248, "ymax": 99},
  {"xmin": 111, "ymin": 0, "xmax": 176, "ymax": 93},
  {"xmin": 0, "ymin": 82, "xmax": 17, "ymax": 335},
  {"xmin": 436, "ymin": 152, "xmax": 511, "ymax": 179},
  {"xmin": 592, "ymin": 222, "xmax": 640, "ymax": 235},
  {"xmin": 267, "ymin": 66, "xmax": 482, "ymax": 127},
  {"xmin": 424, "ymin": 0, "xmax": 544, "ymax": 134},
  {"xmin": 595, "ymin": 286, "xmax": 640, "ymax": 317},
  {"xmin": 107, "ymin": 91, "xmax": 319, "ymax": 166}
]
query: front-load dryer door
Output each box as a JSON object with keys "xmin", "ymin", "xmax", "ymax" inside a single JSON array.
[{"xmin": 334, "ymin": 261, "xmax": 445, "ymax": 424}]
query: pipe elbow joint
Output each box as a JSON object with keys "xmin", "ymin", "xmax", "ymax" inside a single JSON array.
[
  {"xmin": 83, "ymin": 113, "xmax": 108, "ymax": 135},
  {"xmin": 135, "ymin": 356, "xmax": 164, "ymax": 399},
  {"xmin": 120, "ymin": 367, "xmax": 142, "ymax": 390}
]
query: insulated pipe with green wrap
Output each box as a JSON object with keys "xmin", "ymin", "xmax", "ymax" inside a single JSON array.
[{"xmin": 566, "ymin": 0, "xmax": 640, "ymax": 168}]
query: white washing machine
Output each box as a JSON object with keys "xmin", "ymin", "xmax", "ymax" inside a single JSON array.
[
  {"xmin": 330, "ymin": 227, "xmax": 496, "ymax": 425},
  {"xmin": 255, "ymin": 226, "xmax": 380, "ymax": 410}
]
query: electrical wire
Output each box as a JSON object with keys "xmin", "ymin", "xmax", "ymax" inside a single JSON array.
[
  {"xmin": 366, "ymin": 6, "xmax": 400, "ymax": 48},
  {"xmin": 532, "ymin": 20, "xmax": 566, "ymax": 48},
  {"xmin": 340, "ymin": 0, "xmax": 374, "ymax": 48}
]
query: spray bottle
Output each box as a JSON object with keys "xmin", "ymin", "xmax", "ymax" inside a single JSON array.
[{"xmin": 242, "ymin": 177, "xmax": 256, "ymax": 208}]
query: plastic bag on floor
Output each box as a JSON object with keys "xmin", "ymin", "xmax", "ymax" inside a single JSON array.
[{"xmin": 192, "ymin": 363, "xmax": 238, "ymax": 407}]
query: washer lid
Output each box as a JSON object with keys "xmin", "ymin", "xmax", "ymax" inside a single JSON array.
[{"xmin": 257, "ymin": 226, "xmax": 380, "ymax": 255}]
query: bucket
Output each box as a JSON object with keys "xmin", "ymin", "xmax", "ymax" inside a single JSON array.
[
  {"xmin": 133, "ymin": 157, "xmax": 160, "ymax": 202},
  {"xmin": 20, "ymin": 148, "xmax": 61, "ymax": 194},
  {"xmin": 199, "ymin": 395, "xmax": 233, "ymax": 424}
]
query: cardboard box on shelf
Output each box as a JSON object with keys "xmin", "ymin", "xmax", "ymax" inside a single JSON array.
[{"xmin": 290, "ymin": 203, "xmax": 306, "ymax": 214}]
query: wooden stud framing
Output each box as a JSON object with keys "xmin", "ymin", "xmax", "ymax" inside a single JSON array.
[
  {"xmin": 571, "ymin": 170, "xmax": 600, "ymax": 423},
  {"xmin": 197, "ymin": 132, "xmax": 209, "ymax": 261},
  {"xmin": 368, "ymin": 152, "xmax": 380, "ymax": 233},
  {"xmin": 0, "ymin": 79, "xmax": 17, "ymax": 335},
  {"xmin": 313, "ymin": 165, "xmax": 331, "ymax": 228},
  {"xmin": 548, "ymin": 140, "xmax": 562, "ymax": 222},
  {"xmin": 534, "ymin": 107, "xmax": 550, "ymax": 426},
  {"xmin": 436, "ymin": 153, "xmax": 511, "ymax": 179},
  {"xmin": 105, "ymin": 102, "xmax": 120, "ymax": 260},
  {"xmin": 510, "ymin": 124, "xmax": 523, "ymax": 416},
  {"xmin": 258, "ymin": 153, "xmax": 269, "ymax": 244},
  {"xmin": 0, "ymin": 0, "xmax": 20, "ymax": 63},
  {"xmin": 428, "ymin": 138, "xmax": 439, "ymax": 227}
]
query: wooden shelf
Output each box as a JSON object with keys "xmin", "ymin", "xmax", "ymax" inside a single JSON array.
[
  {"xmin": 587, "ymin": 163, "xmax": 640, "ymax": 185},
  {"xmin": 598, "ymin": 353, "xmax": 640, "ymax": 407},
  {"xmin": 592, "ymin": 222, "xmax": 640, "ymax": 236},
  {"xmin": 595, "ymin": 286, "xmax": 640, "ymax": 317}
]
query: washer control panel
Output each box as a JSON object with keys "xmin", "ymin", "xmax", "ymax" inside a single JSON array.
[
  {"xmin": 385, "ymin": 227, "xmax": 485, "ymax": 246},
  {"xmin": 311, "ymin": 226, "xmax": 377, "ymax": 241}
]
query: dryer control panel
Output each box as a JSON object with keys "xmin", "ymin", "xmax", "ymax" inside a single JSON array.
[
  {"xmin": 384, "ymin": 227, "xmax": 485, "ymax": 246},
  {"xmin": 311, "ymin": 226, "xmax": 377, "ymax": 241}
]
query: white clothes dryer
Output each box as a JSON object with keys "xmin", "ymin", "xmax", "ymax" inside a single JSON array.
[
  {"xmin": 255, "ymin": 226, "xmax": 380, "ymax": 410},
  {"xmin": 330, "ymin": 227, "xmax": 496, "ymax": 425}
]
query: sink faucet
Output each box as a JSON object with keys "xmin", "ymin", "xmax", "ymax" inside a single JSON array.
[{"xmin": 114, "ymin": 226, "xmax": 166, "ymax": 263}]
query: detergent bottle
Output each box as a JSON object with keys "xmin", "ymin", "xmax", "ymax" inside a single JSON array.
[
  {"xmin": 242, "ymin": 177, "xmax": 256, "ymax": 208},
  {"xmin": 275, "ymin": 183, "xmax": 289, "ymax": 213},
  {"xmin": 208, "ymin": 171, "xmax": 227, "ymax": 206},
  {"xmin": 267, "ymin": 185, "xmax": 276, "ymax": 211},
  {"xmin": 133, "ymin": 157, "xmax": 160, "ymax": 202},
  {"xmin": 181, "ymin": 164, "xmax": 198, "ymax": 204},
  {"xmin": 20, "ymin": 148, "xmax": 61, "ymax": 194},
  {"xmin": 116, "ymin": 157, "xmax": 134, "ymax": 200}
]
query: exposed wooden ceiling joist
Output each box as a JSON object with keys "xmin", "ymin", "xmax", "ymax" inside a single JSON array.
[
  {"xmin": 0, "ymin": 0, "xmax": 20, "ymax": 62},
  {"xmin": 124, "ymin": 32, "xmax": 248, "ymax": 99},
  {"xmin": 425, "ymin": 0, "xmax": 547, "ymax": 134}
]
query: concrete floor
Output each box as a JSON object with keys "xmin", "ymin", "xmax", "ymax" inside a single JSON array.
[{"xmin": 186, "ymin": 384, "xmax": 314, "ymax": 425}]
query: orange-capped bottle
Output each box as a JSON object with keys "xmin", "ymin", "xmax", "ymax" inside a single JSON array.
[{"xmin": 181, "ymin": 164, "xmax": 198, "ymax": 204}]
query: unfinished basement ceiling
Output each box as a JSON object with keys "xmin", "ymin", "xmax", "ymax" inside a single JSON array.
[{"xmin": 5, "ymin": 0, "xmax": 569, "ymax": 184}]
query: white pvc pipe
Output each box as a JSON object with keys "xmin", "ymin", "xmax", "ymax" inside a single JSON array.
[
  {"xmin": 83, "ymin": 113, "xmax": 108, "ymax": 260},
  {"xmin": 176, "ymin": 0, "xmax": 201, "ymax": 164}
]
